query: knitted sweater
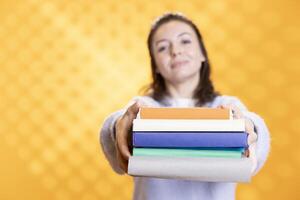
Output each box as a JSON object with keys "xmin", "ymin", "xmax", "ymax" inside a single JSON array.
[{"xmin": 100, "ymin": 95, "xmax": 270, "ymax": 200}]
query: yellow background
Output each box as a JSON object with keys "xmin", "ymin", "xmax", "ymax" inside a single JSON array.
[{"xmin": 0, "ymin": 0, "xmax": 299, "ymax": 199}]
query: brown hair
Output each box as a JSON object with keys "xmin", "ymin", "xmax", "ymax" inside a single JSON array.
[{"xmin": 144, "ymin": 13, "xmax": 219, "ymax": 106}]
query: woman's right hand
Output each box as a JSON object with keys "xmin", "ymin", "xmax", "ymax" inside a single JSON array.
[{"xmin": 115, "ymin": 102, "xmax": 141, "ymax": 173}]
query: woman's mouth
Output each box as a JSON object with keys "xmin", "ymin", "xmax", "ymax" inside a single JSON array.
[{"xmin": 171, "ymin": 60, "xmax": 189, "ymax": 69}]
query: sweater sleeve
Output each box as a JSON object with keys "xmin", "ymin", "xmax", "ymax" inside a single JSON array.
[
  {"xmin": 99, "ymin": 96, "xmax": 160, "ymax": 174},
  {"xmin": 221, "ymin": 96, "xmax": 271, "ymax": 175},
  {"xmin": 99, "ymin": 109, "xmax": 126, "ymax": 174}
]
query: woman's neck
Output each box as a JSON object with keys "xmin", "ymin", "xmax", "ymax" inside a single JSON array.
[{"xmin": 165, "ymin": 76, "xmax": 199, "ymax": 99}]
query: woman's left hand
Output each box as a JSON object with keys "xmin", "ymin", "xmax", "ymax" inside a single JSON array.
[{"xmin": 218, "ymin": 104, "xmax": 258, "ymax": 173}]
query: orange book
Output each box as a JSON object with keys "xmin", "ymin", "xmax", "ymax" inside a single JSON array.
[{"xmin": 139, "ymin": 107, "xmax": 232, "ymax": 119}]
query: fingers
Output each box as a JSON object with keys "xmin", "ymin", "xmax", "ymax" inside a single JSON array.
[
  {"xmin": 118, "ymin": 137, "xmax": 131, "ymax": 159},
  {"xmin": 116, "ymin": 101, "xmax": 141, "ymax": 163},
  {"xmin": 125, "ymin": 101, "xmax": 141, "ymax": 120},
  {"xmin": 116, "ymin": 144, "xmax": 129, "ymax": 172},
  {"xmin": 243, "ymin": 143, "xmax": 257, "ymax": 174},
  {"xmin": 115, "ymin": 101, "xmax": 144, "ymax": 172},
  {"xmin": 247, "ymin": 131, "xmax": 258, "ymax": 145},
  {"xmin": 244, "ymin": 118, "xmax": 257, "ymax": 146},
  {"xmin": 219, "ymin": 103, "xmax": 258, "ymax": 173},
  {"xmin": 245, "ymin": 118, "xmax": 255, "ymax": 133},
  {"xmin": 115, "ymin": 117, "xmax": 130, "ymax": 160},
  {"xmin": 230, "ymin": 105, "xmax": 243, "ymax": 119},
  {"xmin": 244, "ymin": 149, "xmax": 249, "ymax": 157},
  {"xmin": 219, "ymin": 105, "xmax": 257, "ymax": 145}
]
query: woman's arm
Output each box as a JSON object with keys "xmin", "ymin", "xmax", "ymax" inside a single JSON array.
[{"xmin": 99, "ymin": 109, "xmax": 126, "ymax": 174}]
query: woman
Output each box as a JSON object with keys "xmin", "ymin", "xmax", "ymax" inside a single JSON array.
[{"xmin": 100, "ymin": 13, "xmax": 270, "ymax": 200}]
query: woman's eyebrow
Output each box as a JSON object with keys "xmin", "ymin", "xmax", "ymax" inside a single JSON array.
[
  {"xmin": 155, "ymin": 39, "xmax": 168, "ymax": 46},
  {"xmin": 178, "ymin": 32, "xmax": 192, "ymax": 37}
]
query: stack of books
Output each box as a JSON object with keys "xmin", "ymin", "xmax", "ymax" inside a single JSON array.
[{"xmin": 128, "ymin": 107, "xmax": 253, "ymax": 182}]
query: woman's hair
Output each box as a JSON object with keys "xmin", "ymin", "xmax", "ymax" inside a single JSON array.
[{"xmin": 144, "ymin": 12, "xmax": 219, "ymax": 106}]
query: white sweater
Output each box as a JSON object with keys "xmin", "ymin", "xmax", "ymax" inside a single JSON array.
[{"xmin": 100, "ymin": 95, "xmax": 270, "ymax": 200}]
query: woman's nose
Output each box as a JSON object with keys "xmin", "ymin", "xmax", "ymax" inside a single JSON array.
[{"xmin": 170, "ymin": 44, "xmax": 183, "ymax": 57}]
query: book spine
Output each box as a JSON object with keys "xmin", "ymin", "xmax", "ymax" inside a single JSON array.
[
  {"xmin": 133, "ymin": 119, "xmax": 245, "ymax": 132},
  {"xmin": 128, "ymin": 156, "xmax": 252, "ymax": 182},
  {"xmin": 133, "ymin": 148, "xmax": 242, "ymax": 158},
  {"xmin": 140, "ymin": 107, "xmax": 231, "ymax": 119},
  {"xmin": 150, "ymin": 147, "xmax": 246, "ymax": 152},
  {"xmin": 133, "ymin": 132, "xmax": 248, "ymax": 148},
  {"xmin": 133, "ymin": 119, "xmax": 245, "ymax": 131}
]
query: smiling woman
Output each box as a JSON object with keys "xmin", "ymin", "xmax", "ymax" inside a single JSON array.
[
  {"xmin": 146, "ymin": 13, "xmax": 218, "ymax": 105},
  {"xmin": 151, "ymin": 21, "xmax": 204, "ymax": 96},
  {"xmin": 153, "ymin": 22, "xmax": 204, "ymax": 72},
  {"xmin": 100, "ymin": 12, "xmax": 270, "ymax": 200}
]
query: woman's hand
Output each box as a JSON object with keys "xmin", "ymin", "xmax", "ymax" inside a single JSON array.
[
  {"xmin": 218, "ymin": 104, "xmax": 258, "ymax": 173},
  {"xmin": 115, "ymin": 102, "xmax": 141, "ymax": 173}
]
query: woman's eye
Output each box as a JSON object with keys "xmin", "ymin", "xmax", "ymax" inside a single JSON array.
[
  {"xmin": 182, "ymin": 39, "xmax": 191, "ymax": 44},
  {"xmin": 158, "ymin": 46, "xmax": 166, "ymax": 52}
]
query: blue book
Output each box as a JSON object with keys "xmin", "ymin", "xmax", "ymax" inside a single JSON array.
[
  {"xmin": 140, "ymin": 147, "xmax": 246, "ymax": 152},
  {"xmin": 133, "ymin": 131, "xmax": 248, "ymax": 148}
]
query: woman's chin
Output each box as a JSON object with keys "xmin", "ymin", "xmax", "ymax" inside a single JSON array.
[{"xmin": 170, "ymin": 73, "xmax": 197, "ymax": 84}]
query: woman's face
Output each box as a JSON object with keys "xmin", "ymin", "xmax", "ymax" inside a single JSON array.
[{"xmin": 152, "ymin": 20, "xmax": 206, "ymax": 85}]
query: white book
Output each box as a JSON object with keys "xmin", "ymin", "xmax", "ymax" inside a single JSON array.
[
  {"xmin": 133, "ymin": 119, "xmax": 245, "ymax": 132},
  {"xmin": 128, "ymin": 156, "xmax": 252, "ymax": 182}
]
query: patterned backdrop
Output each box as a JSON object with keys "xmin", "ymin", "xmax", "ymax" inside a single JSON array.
[{"xmin": 0, "ymin": 0, "xmax": 299, "ymax": 199}]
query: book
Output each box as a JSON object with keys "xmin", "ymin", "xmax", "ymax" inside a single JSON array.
[
  {"xmin": 147, "ymin": 147, "xmax": 246, "ymax": 151},
  {"xmin": 133, "ymin": 119, "xmax": 245, "ymax": 132},
  {"xmin": 139, "ymin": 107, "xmax": 232, "ymax": 119},
  {"xmin": 128, "ymin": 156, "xmax": 252, "ymax": 182},
  {"xmin": 133, "ymin": 147, "xmax": 243, "ymax": 158},
  {"xmin": 133, "ymin": 132, "xmax": 248, "ymax": 148}
]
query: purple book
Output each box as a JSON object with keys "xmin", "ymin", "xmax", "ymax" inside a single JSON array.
[{"xmin": 133, "ymin": 131, "xmax": 248, "ymax": 148}]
